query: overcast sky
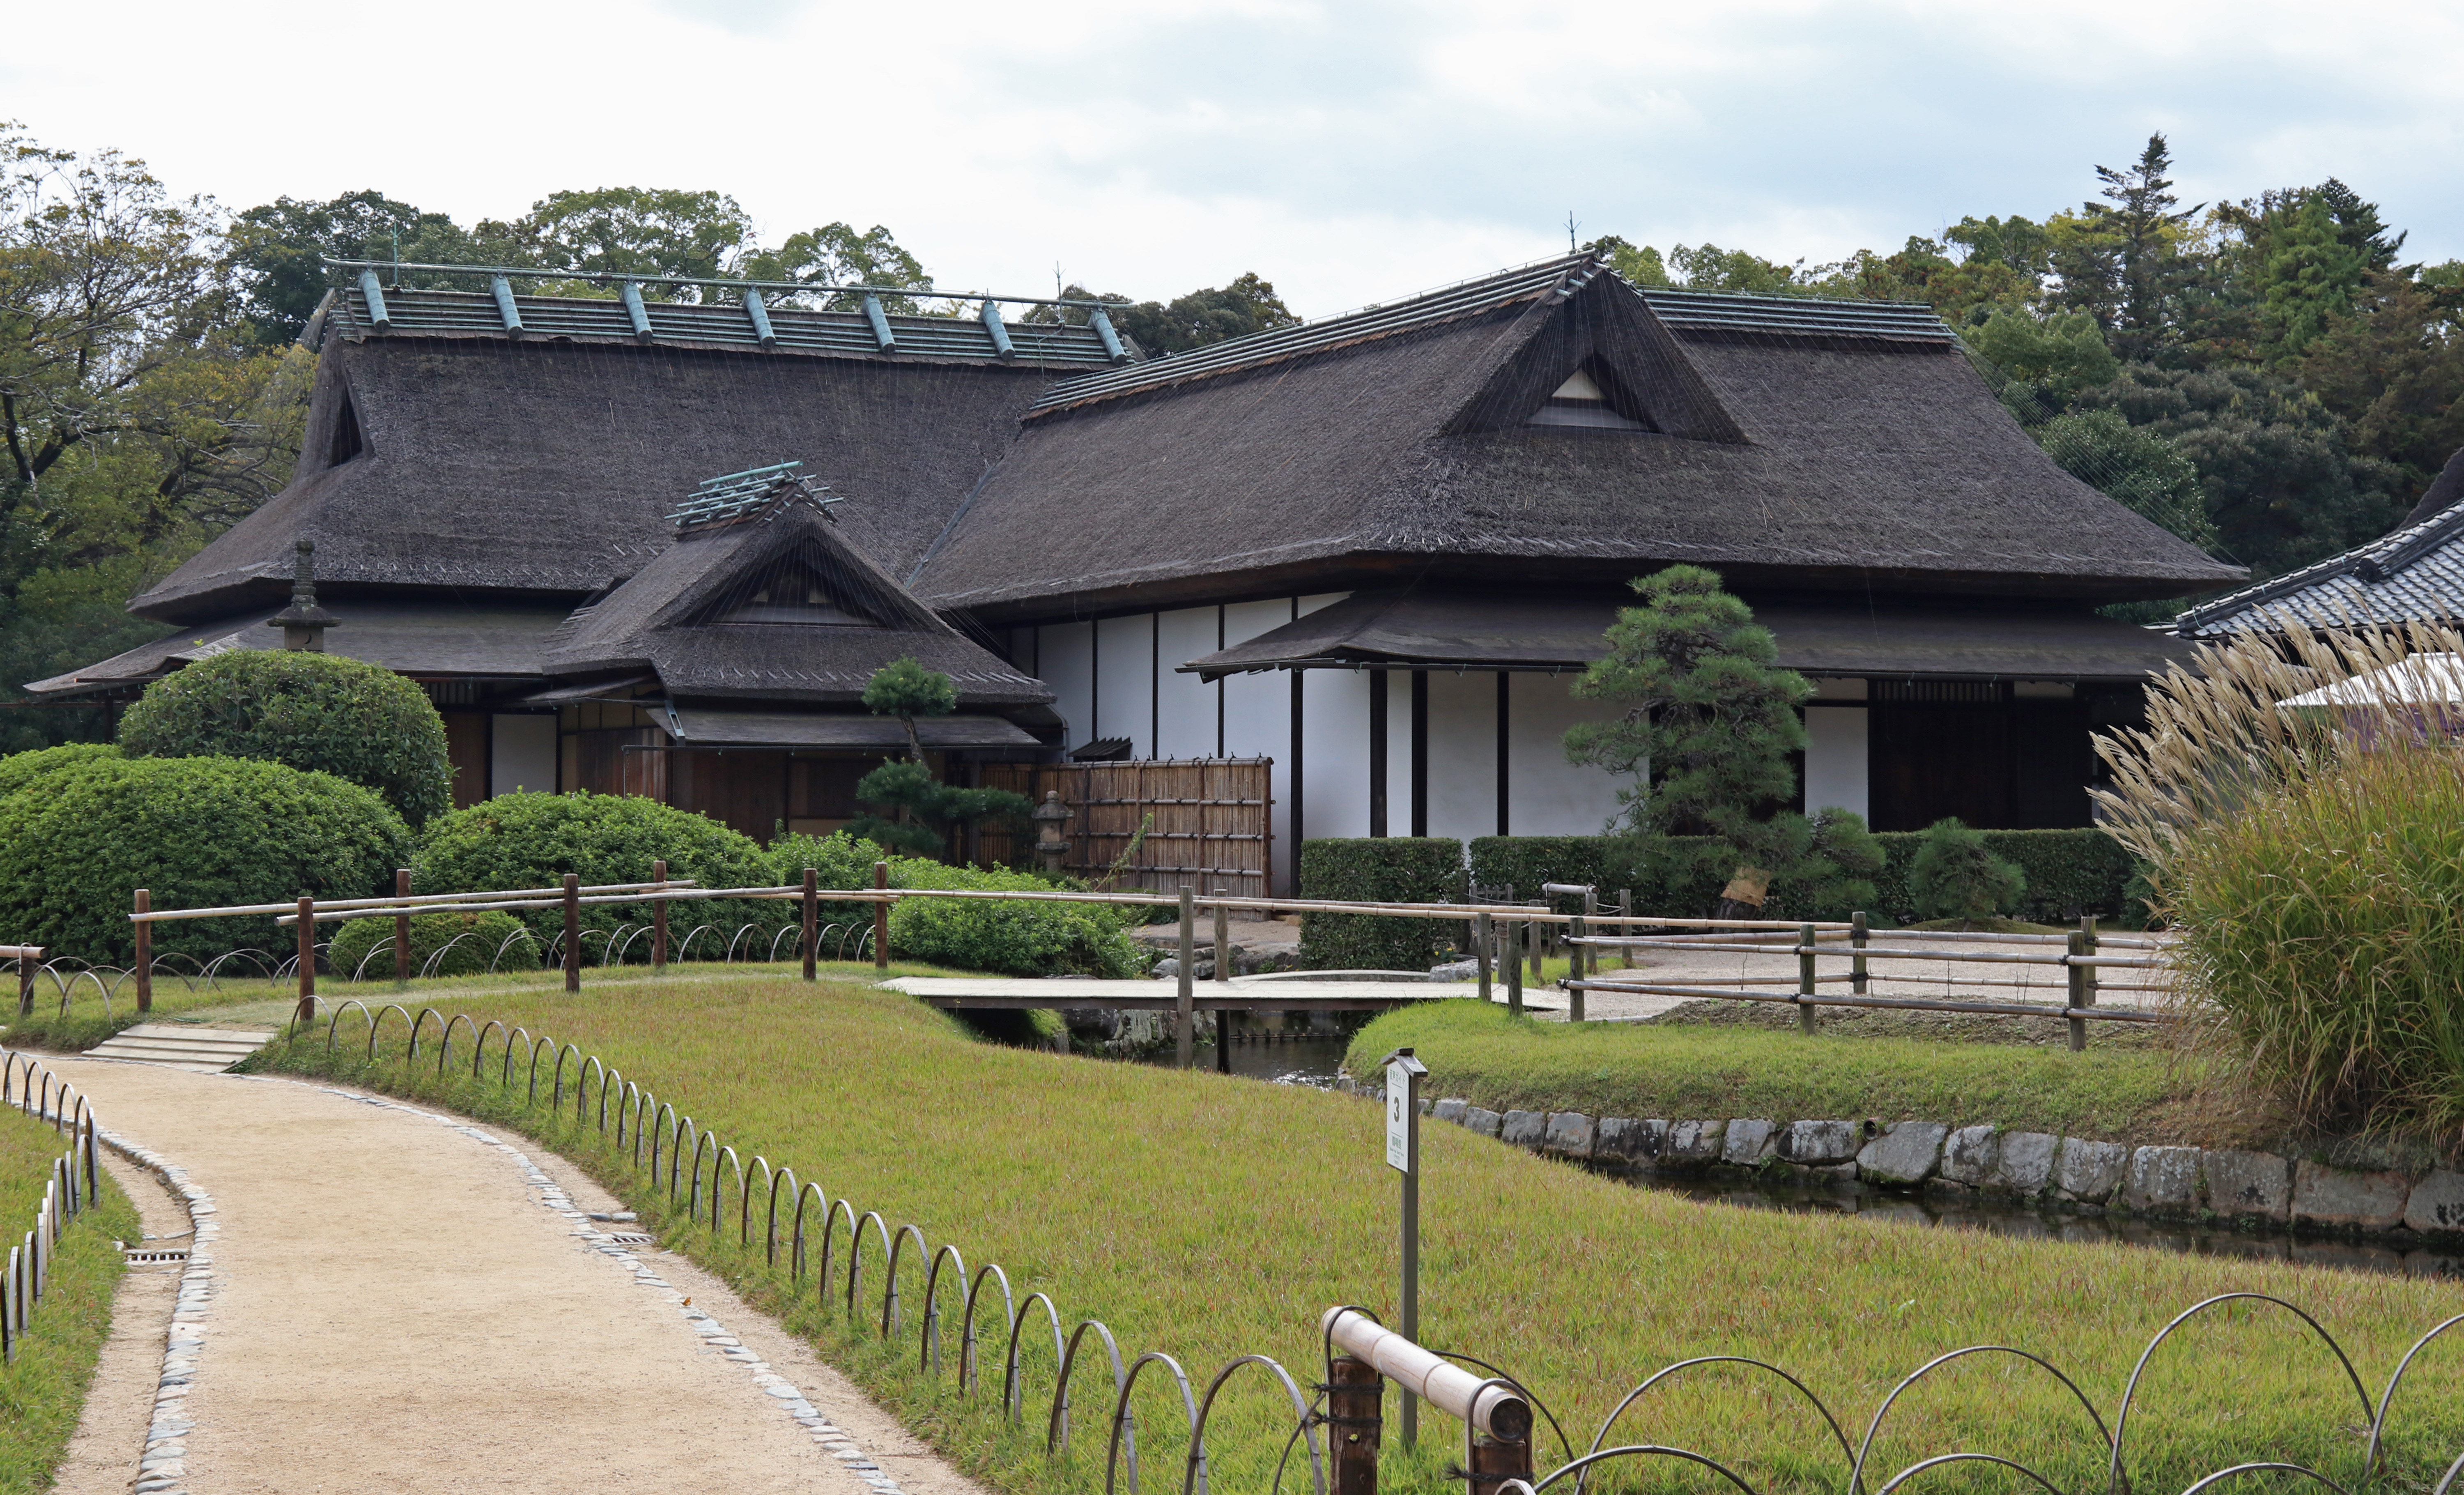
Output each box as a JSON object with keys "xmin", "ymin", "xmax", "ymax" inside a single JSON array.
[{"xmin": 12, "ymin": 0, "xmax": 2462, "ymax": 316}]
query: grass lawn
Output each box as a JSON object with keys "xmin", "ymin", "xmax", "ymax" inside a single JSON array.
[
  {"xmin": 0, "ymin": 1103, "xmax": 137, "ymax": 1494},
  {"xmin": 1347, "ymin": 1000, "xmax": 2205, "ymax": 1143},
  {"xmin": 249, "ymin": 975, "xmax": 2464, "ymax": 1495}
]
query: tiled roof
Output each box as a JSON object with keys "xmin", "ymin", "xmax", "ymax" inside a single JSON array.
[
  {"xmin": 323, "ymin": 283, "xmax": 1117, "ymax": 366},
  {"xmin": 1027, "ymin": 255, "xmax": 1957, "ymax": 416},
  {"xmin": 2176, "ymin": 501, "xmax": 2464, "ymax": 636}
]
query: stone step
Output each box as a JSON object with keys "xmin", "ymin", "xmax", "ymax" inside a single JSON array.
[{"xmin": 87, "ymin": 1024, "xmax": 274, "ymax": 1072}]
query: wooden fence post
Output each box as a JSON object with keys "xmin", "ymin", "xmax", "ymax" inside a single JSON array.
[
  {"xmin": 1616, "ymin": 889, "xmax": 1632, "ymax": 971},
  {"xmin": 1851, "ymin": 911, "xmax": 1869, "ymax": 996},
  {"xmin": 295, "ymin": 895, "xmax": 316, "ymax": 1026},
  {"xmin": 1796, "ymin": 922, "xmax": 1819, "ymax": 1035},
  {"xmin": 802, "ymin": 867, "xmax": 818, "ymax": 982},
  {"xmin": 651, "ymin": 859, "xmax": 668, "ymax": 973},
  {"xmin": 1473, "ymin": 912, "xmax": 1491, "ymax": 1004},
  {"xmin": 394, "ymin": 869, "xmax": 411, "ymax": 984},
  {"xmin": 1506, "ymin": 918, "xmax": 1523, "ymax": 1017},
  {"xmin": 1211, "ymin": 888, "xmax": 1231, "ymax": 984},
  {"xmin": 15, "ymin": 950, "xmax": 34, "ymax": 1021},
  {"xmin": 1326, "ymin": 1354, "xmax": 1384, "ymax": 1495},
  {"xmin": 133, "ymin": 890, "xmax": 152, "ymax": 1014},
  {"xmin": 2068, "ymin": 917, "xmax": 2097, "ymax": 1051},
  {"xmin": 872, "ymin": 861, "xmax": 890, "ymax": 971},
  {"xmin": 562, "ymin": 874, "xmax": 580, "ymax": 993},
  {"xmin": 1176, "ymin": 886, "xmax": 1195, "ymax": 1070}
]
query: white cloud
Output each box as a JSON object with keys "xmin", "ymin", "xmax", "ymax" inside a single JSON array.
[{"xmin": 6, "ymin": 0, "xmax": 2462, "ymax": 315}]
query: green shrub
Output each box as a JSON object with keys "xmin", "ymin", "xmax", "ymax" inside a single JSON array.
[
  {"xmin": 1298, "ymin": 838, "xmax": 1466, "ymax": 970},
  {"xmin": 768, "ymin": 828, "xmax": 899, "ymax": 930},
  {"xmin": 1908, "ymin": 818, "xmax": 2027, "ymax": 922},
  {"xmin": 887, "ymin": 860, "xmax": 1142, "ymax": 977},
  {"xmin": 117, "ymin": 651, "xmax": 454, "ymax": 824},
  {"xmin": 2170, "ymin": 741, "xmax": 2464, "ymax": 1132},
  {"xmin": 0, "ymin": 742, "xmax": 118, "ymax": 801},
  {"xmin": 328, "ymin": 909, "xmax": 541, "ymax": 980},
  {"xmin": 0, "ymin": 754, "xmax": 411, "ymax": 963},
  {"xmin": 411, "ymin": 793, "xmax": 772, "ymax": 958}
]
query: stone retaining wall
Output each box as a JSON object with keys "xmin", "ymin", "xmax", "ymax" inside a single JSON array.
[{"xmin": 1352, "ymin": 1081, "xmax": 2464, "ymax": 1244}]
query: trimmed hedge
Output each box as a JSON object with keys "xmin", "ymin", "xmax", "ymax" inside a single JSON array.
[
  {"xmin": 0, "ymin": 752, "xmax": 411, "ymax": 963},
  {"xmin": 411, "ymin": 793, "xmax": 773, "ymax": 955},
  {"xmin": 888, "ymin": 859, "xmax": 1144, "ymax": 977},
  {"xmin": 328, "ymin": 909, "xmax": 540, "ymax": 980},
  {"xmin": 1298, "ymin": 839, "xmax": 1467, "ymax": 971},
  {"xmin": 117, "ymin": 650, "xmax": 454, "ymax": 825}
]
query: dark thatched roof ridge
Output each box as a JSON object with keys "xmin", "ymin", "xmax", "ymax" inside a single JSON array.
[
  {"xmin": 131, "ymin": 335, "xmax": 1056, "ymax": 624},
  {"xmin": 541, "ymin": 490, "xmax": 1051, "ymax": 709},
  {"xmin": 25, "ymin": 601, "xmax": 575, "ymax": 697},
  {"xmin": 2176, "ymin": 488, "xmax": 2464, "ymax": 638},
  {"xmin": 910, "ymin": 264, "xmax": 2245, "ymax": 618}
]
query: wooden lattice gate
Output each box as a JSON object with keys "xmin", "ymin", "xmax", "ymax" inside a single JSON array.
[{"xmin": 971, "ymin": 759, "xmax": 1273, "ymax": 900}]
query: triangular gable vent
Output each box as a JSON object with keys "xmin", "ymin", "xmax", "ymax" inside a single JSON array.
[
  {"xmin": 329, "ymin": 392, "xmax": 365, "ymax": 467},
  {"xmin": 1529, "ymin": 362, "xmax": 1653, "ymax": 430},
  {"xmin": 701, "ymin": 542, "xmax": 888, "ymax": 628}
]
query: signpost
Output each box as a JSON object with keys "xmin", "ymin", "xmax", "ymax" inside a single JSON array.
[{"xmin": 1380, "ymin": 1046, "xmax": 1428, "ymax": 1447}]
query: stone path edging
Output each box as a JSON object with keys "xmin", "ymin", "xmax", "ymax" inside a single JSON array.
[
  {"xmin": 88, "ymin": 1127, "xmax": 218, "ymax": 1495},
  {"xmin": 1342, "ymin": 1079, "xmax": 2464, "ymax": 1244}
]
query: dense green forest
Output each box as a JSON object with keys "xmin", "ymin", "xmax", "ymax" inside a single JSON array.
[{"xmin": 2, "ymin": 127, "xmax": 2455, "ymax": 747}]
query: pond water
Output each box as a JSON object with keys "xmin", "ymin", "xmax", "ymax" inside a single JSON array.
[
  {"xmin": 1133, "ymin": 1033, "xmax": 1353, "ymax": 1087},
  {"xmin": 1631, "ymin": 1171, "xmax": 2464, "ymax": 1281}
]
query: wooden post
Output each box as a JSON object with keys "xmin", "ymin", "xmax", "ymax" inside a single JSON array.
[
  {"xmin": 1616, "ymin": 889, "xmax": 1632, "ymax": 971},
  {"xmin": 1851, "ymin": 911, "xmax": 1869, "ymax": 996},
  {"xmin": 295, "ymin": 895, "xmax": 316, "ymax": 1026},
  {"xmin": 1797, "ymin": 922, "xmax": 1818, "ymax": 1035},
  {"xmin": 1466, "ymin": 1426, "xmax": 1534, "ymax": 1495},
  {"xmin": 1176, "ymin": 885, "xmax": 1195, "ymax": 1070},
  {"xmin": 1567, "ymin": 902, "xmax": 1587, "ymax": 1024},
  {"xmin": 2068, "ymin": 917, "xmax": 2097, "ymax": 1051},
  {"xmin": 394, "ymin": 869, "xmax": 411, "ymax": 984},
  {"xmin": 562, "ymin": 874, "xmax": 580, "ymax": 993},
  {"xmin": 651, "ymin": 859, "xmax": 668, "ymax": 973},
  {"xmin": 16, "ymin": 950, "xmax": 34, "ymax": 1020},
  {"xmin": 133, "ymin": 890, "xmax": 152, "ymax": 1013},
  {"xmin": 1528, "ymin": 902, "xmax": 1544, "ymax": 983},
  {"xmin": 1473, "ymin": 912, "xmax": 1492, "ymax": 1003},
  {"xmin": 1211, "ymin": 890, "xmax": 1231, "ymax": 984},
  {"xmin": 801, "ymin": 867, "xmax": 818, "ymax": 981},
  {"xmin": 1505, "ymin": 918, "xmax": 1523, "ymax": 1017},
  {"xmin": 1326, "ymin": 1355, "xmax": 1384, "ymax": 1495},
  {"xmin": 872, "ymin": 861, "xmax": 890, "ymax": 970}
]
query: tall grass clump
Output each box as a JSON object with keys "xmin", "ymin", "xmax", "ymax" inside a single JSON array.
[{"xmin": 2094, "ymin": 614, "xmax": 2464, "ymax": 1137}]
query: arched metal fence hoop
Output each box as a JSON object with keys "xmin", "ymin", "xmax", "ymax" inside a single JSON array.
[
  {"xmin": 1583, "ymin": 1355, "xmax": 1848, "ymax": 1495},
  {"xmin": 648, "ymin": 1103, "xmax": 677, "ymax": 1183},
  {"xmin": 847, "ymin": 1210, "xmax": 892, "ymax": 1322},
  {"xmin": 2174, "ymin": 1464, "xmax": 2356, "ymax": 1495},
  {"xmin": 420, "ymin": 931, "xmax": 486, "ymax": 980},
  {"xmin": 437, "ymin": 1012, "xmax": 478, "ymax": 1074},
  {"xmin": 578, "ymin": 1056, "xmax": 606, "ymax": 1123},
  {"xmin": 502, "ymin": 1027, "xmax": 532, "ymax": 1088},
  {"xmin": 1434, "ymin": 1349, "xmax": 1573, "ymax": 1467},
  {"xmin": 149, "ymin": 951, "xmax": 206, "ymax": 990},
  {"xmin": 724, "ymin": 1148, "xmax": 752, "ymax": 1242},
  {"xmin": 1851, "ymin": 1345, "xmax": 2111, "ymax": 1495},
  {"xmin": 747, "ymin": 1156, "xmax": 775, "ymax": 1251},
  {"xmin": 473, "ymin": 1020, "xmax": 508, "ymax": 1079},
  {"xmin": 1521, "ymin": 1445, "xmax": 1768, "ymax": 1495},
  {"xmin": 598, "ymin": 1067, "xmax": 621, "ymax": 1134},
  {"xmin": 200, "ymin": 948, "xmax": 279, "ymax": 989},
  {"xmin": 349, "ymin": 936, "xmax": 398, "ymax": 983},
  {"xmin": 2367, "ymin": 1313, "xmax": 2464, "ymax": 1473},
  {"xmin": 623, "ymin": 1085, "xmax": 646, "ymax": 1159},
  {"xmin": 323, "ymin": 1000, "xmax": 372, "ymax": 1055},
  {"xmin": 1189, "ymin": 1354, "xmax": 1324, "ymax": 1495},
  {"xmin": 884, "ymin": 1223, "xmax": 928, "ymax": 1337},
  {"xmin": 709, "ymin": 1141, "xmax": 741, "ymax": 1230},
  {"xmin": 768, "ymin": 926, "xmax": 800, "ymax": 962},
  {"xmin": 817, "ymin": 1197, "xmax": 859, "ymax": 1304},
  {"xmin": 1004, "ymin": 1293, "xmax": 1065, "ymax": 1425},
  {"xmin": 367, "ymin": 1003, "xmax": 414, "ymax": 1062},
  {"xmin": 2109, "ymin": 1294, "xmax": 2375, "ymax": 1495},
  {"xmin": 726, "ymin": 924, "xmax": 761, "ymax": 963},
  {"xmin": 488, "ymin": 929, "xmax": 542, "ymax": 975},
  {"xmin": 920, "ymin": 1244, "xmax": 968, "ymax": 1373},
  {"xmin": 552, "ymin": 1043, "xmax": 583, "ymax": 1111},
  {"xmin": 1055, "ymin": 1318, "xmax": 1131, "ymax": 1458},
  {"xmin": 789, "ymin": 1180, "xmax": 827, "ymax": 1281},
  {"xmin": 2435, "ymin": 1447, "xmax": 2464, "ymax": 1495},
  {"xmin": 526, "ymin": 1035, "xmax": 555, "ymax": 1104},
  {"xmin": 1870, "ymin": 1451, "xmax": 2065, "ymax": 1495},
  {"xmin": 612, "ymin": 925, "xmax": 655, "ymax": 966},
  {"xmin": 56, "ymin": 966, "xmax": 117, "ymax": 1019},
  {"xmin": 669, "ymin": 1116, "xmax": 696, "ymax": 1202},
  {"xmin": 674, "ymin": 924, "xmax": 719, "ymax": 963},
  {"xmin": 1106, "ymin": 1351, "xmax": 1200, "ymax": 1495},
  {"xmin": 963, "ymin": 1262, "xmax": 1016, "ymax": 1396},
  {"xmin": 405, "ymin": 1007, "xmax": 446, "ymax": 1061},
  {"xmin": 686, "ymin": 1129, "xmax": 718, "ymax": 1220}
]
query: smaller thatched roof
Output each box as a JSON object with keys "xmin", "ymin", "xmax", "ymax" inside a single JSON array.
[{"xmin": 24, "ymin": 601, "xmax": 574, "ymax": 697}]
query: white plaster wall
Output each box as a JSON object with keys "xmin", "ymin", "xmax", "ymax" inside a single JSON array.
[
  {"xmin": 1220, "ymin": 600, "xmax": 1296, "ymax": 890},
  {"xmin": 1093, "ymin": 614, "xmax": 1153, "ymax": 754},
  {"xmin": 1803, "ymin": 706, "xmax": 1870, "ymax": 820},
  {"xmin": 1036, "ymin": 621, "xmax": 1094, "ymax": 751},
  {"xmin": 1423, "ymin": 670, "xmax": 1498, "ymax": 841},
  {"xmin": 1506, "ymin": 671, "xmax": 1625, "ymax": 835},
  {"xmin": 1301, "ymin": 667, "xmax": 1372, "ymax": 841},
  {"xmin": 1153, "ymin": 607, "xmax": 1221, "ymax": 759},
  {"xmin": 1387, "ymin": 669, "xmax": 1415, "ymax": 833},
  {"xmin": 490, "ymin": 715, "xmax": 558, "ymax": 796}
]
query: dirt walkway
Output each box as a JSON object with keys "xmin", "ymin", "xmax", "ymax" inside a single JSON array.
[{"xmin": 48, "ymin": 1057, "xmax": 995, "ymax": 1495}]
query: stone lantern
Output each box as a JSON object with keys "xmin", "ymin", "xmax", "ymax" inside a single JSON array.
[
  {"xmin": 264, "ymin": 539, "xmax": 340, "ymax": 651},
  {"xmin": 1030, "ymin": 791, "xmax": 1073, "ymax": 875}
]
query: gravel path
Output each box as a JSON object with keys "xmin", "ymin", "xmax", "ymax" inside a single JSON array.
[{"xmin": 48, "ymin": 1057, "xmax": 995, "ymax": 1495}]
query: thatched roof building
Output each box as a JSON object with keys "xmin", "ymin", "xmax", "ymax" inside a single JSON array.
[{"xmin": 39, "ymin": 253, "xmax": 2246, "ymax": 877}]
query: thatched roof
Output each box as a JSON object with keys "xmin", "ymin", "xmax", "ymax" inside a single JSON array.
[
  {"xmin": 24, "ymin": 601, "xmax": 574, "ymax": 696},
  {"xmin": 911, "ymin": 254, "xmax": 2243, "ymax": 618},
  {"xmin": 2398, "ymin": 444, "xmax": 2464, "ymax": 528},
  {"xmin": 2177, "ymin": 481, "xmax": 2464, "ymax": 638},
  {"xmin": 1184, "ymin": 588, "xmax": 2197, "ymax": 682},
  {"xmin": 131, "ymin": 331, "xmax": 1068, "ymax": 624},
  {"xmin": 541, "ymin": 485, "xmax": 1050, "ymax": 709}
]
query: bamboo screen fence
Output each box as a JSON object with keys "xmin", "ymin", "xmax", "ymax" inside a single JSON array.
[{"xmin": 972, "ymin": 758, "xmax": 1273, "ymax": 899}]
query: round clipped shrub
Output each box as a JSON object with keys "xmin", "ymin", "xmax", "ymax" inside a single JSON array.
[
  {"xmin": 0, "ymin": 741, "xmax": 120, "ymax": 801},
  {"xmin": 887, "ymin": 859, "xmax": 1144, "ymax": 978},
  {"xmin": 117, "ymin": 650, "xmax": 454, "ymax": 824},
  {"xmin": 1909, "ymin": 817, "xmax": 2027, "ymax": 922},
  {"xmin": 412, "ymin": 792, "xmax": 771, "ymax": 958},
  {"xmin": 0, "ymin": 754, "xmax": 412, "ymax": 964},
  {"xmin": 328, "ymin": 909, "xmax": 540, "ymax": 980}
]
